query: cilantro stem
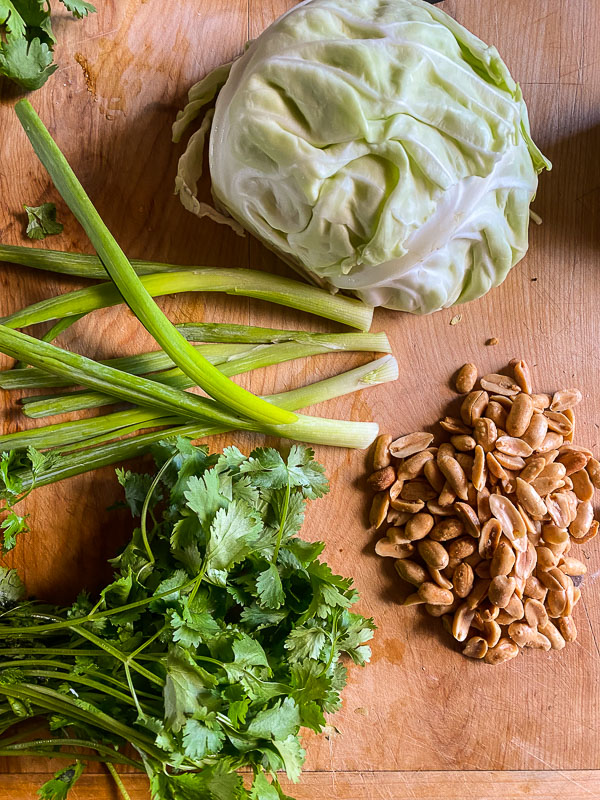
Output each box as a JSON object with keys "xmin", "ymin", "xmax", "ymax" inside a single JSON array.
[
  {"xmin": 140, "ymin": 456, "xmax": 175, "ymax": 564},
  {"xmin": 0, "ymin": 576, "xmax": 197, "ymax": 634},
  {"xmin": 15, "ymin": 100, "xmax": 297, "ymax": 427},
  {"xmin": 123, "ymin": 662, "xmax": 145, "ymax": 720},
  {"xmin": 73, "ymin": 627, "xmax": 164, "ymax": 687},
  {"xmin": 0, "ymin": 684, "xmax": 162, "ymax": 756},
  {"xmin": 0, "ymin": 243, "xmax": 373, "ymax": 331},
  {"xmin": 106, "ymin": 762, "xmax": 133, "ymax": 800},
  {"xmin": 0, "ymin": 747, "xmax": 139, "ymax": 767},
  {"xmin": 272, "ymin": 479, "xmax": 291, "ymax": 565},
  {"xmin": 127, "ymin": 626, "xmax": 167, "ymax": 661},
  {"xmin": 1, "ymin": 738, "xmax": 142, "ymax": 768}
]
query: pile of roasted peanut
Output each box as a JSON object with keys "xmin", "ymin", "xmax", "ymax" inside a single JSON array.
[{"xmin": 368, "ymin": 359, "xmax": 598, "ymax": 665}]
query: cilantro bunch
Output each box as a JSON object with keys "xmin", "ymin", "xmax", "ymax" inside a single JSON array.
[
  {"xmin": 0, "ymin": 1, "xmax": 96, "ymax": 91},
  {"xmin": 0, "ymin": 440, "xmax": 374, "ymax": 799}
]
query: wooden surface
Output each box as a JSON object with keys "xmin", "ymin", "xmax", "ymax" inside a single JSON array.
[{"xmin": 1, "ymin": 0, "xmax": 600, "ymax": 797}]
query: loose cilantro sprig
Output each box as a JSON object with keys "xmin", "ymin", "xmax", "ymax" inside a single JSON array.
[
  {"xmin": 0, "ymin": 1, "xmax": 96, "ymax": 91},
  {"xmin": 24, "ymin": 202, "xmax": 63, "ymax": 239},
  {"xmin": 0, "ymin": 441, "xmax": 374, "ymax": 799}
]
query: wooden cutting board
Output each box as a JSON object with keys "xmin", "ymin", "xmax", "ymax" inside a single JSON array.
[{"xmin": 1, "ymin": 1, "xmax": 599, "ymax": 797}]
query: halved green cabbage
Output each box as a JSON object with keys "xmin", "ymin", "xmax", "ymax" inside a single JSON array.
[{"xmin": 174, "ymin": 0, "xmax": 550, "ymax": 313}]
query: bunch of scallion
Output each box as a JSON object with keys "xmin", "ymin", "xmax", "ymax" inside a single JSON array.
[{"xmin": 0, "ymin": 100, "xmax": 397, "ymax": 550}]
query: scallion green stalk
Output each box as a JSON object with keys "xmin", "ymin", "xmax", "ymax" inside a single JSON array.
[
  {"xmin": 15, "ymin": 100, "xmax": 295, "ymax": 427},
  {"xmin": 1, "ymin": 268, "xmax": 373, "ymax": 334},
  {"xmin": 1, "ymin": 357, "xmax": 396, "ymax": 491},
  {"xmin": 0, "ymin": 331, "xmax": 389, "ymax": 391},
  {"xmin": 21, "ymin": 333, "xmax": 391, "ymax": 417}
]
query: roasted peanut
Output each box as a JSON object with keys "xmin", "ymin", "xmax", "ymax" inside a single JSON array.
[
  {"xmin": 455, "ymin": 363, "xmax": 478, "ymax": 393},
  {"xmin": 538, "ymin": 432, "xmax": 564, "ymax": 453},
  {"xmin": 370, "ymin": 493, "xmax": 389, "ymax": 528},
  {"xmin": 482, "ymin": 619, "xmax": 502, "ymax": 648},
  {"xmin": 484, "ymin": 401, "xmax": 507, "ymax": 429},
  {"xmin": 451, "ymin": 434, "xmax": 476, "ymax": 452},
  {"xmin": 367, "ymin": 466, "xmax": 396, "ymax": 491},
  {"xmin": 524, "ymin": 575, "xmax": 547, "ymax": 601},
  {"xmin": 531, "ymin": 393, "xmax": 551, "ymax": 410},
  {"xmin": 400, "ymin": 480, "xmax": 438, "ymax": 503},
  {"xmin": 372, "ymin": 434, "xmax": 393, "ymax": 470},
  {"xmin": 570, "ymin": 501, "xmax": 593, "ymax": 538},
  {"xmin": 440, "ymin": 416, "xmax": 472, "ymax": 435},
  {"xmin": 508, "ymin": 622, "xmax": 551, "ymax": 650},
  {"xmin": 559, "ymin": 557, "xmax": 587, "ymax": 576},
  {"xmin": 463, "ymin": 636, "xmax": 488, "ymax": 659},
  {"xmin": 389, "ymin": 432, "xmax": 434, "ymax": 459},
  {"xmin": 375, "ymin": 539, "xmax": 415, "ymax": 558},
  {"xmin": 472, "ymin": 445, "xmax": 487, "ymax": 491},
  {"xmin": 418, "ymin": 540, "xmax": 449, "ymax": 570},
  {"xmin": 490, "ymin": 541, "xmax": 516, "ymax": 578},
  {"xmin": 557, "ymin": 450, "xmax": 587, "ymax": 477},
  {"xmin": 506, "ymin": 393, "xmax": 534, "ymax": 437},
  {"xmin": 461, "ymin": 390, "xmax": 489, "ymax": 427},
  {"xmin": 453, "ymin": 562, "xmax": 475, "ymax": 598},
  {"xmin": 480, "ymin": 374, "xmax": 520, "ymax": 397},
  {"xmin": 550, "ymin": 389, "xmax": 582, "ymax": 413},
  {"xmin": 424, "ymin": 459, "xmax": 445, "ymax": 493},
  {"xmin": 586, "ymin": 457, "xmax": 600, "ymax": 488},
  {"xmin": 404, "ymin": 513, "xmax": 435, "ymax": 541},
  {"xmin": 511, "ymin": 359, "xmax": 533, "ymax": 394},
  {"xmin": 495, "ymin": 452, "xmax": 526, "ymax": 471},
  {"xmin": 438, "ymin": 481, "xmax": 457, "ymax": 507},
  {"xmin": 474, "ymin": 417, "xmax": 498, "ymax": 452},
  {"xmin": 544, "ymin": 410, "xmax": 573, "ymax": 435},
  {"xmin": 516, "ymin": 477, "xmax": 547, "ymax": 519},
  {"xmin": 418, "ymin": 581, "xmax": 454, "ymax": 606},
  {"xmin": 557, "ymin": 616, "xmax": 577, "ymax": 643},
  {"xmin": 395, "ymin": 559, "xmax": 429, "ymax": 587},
  {"xmin": 539, "ymin": 620, "xmax": 566, "ymax": 650},
  {"xmin": 524, "ymin": 598, "xmax": 548, "ymax": 629},
  {"xmin": 571, "ymin": 469, "xmax": 594, "ymax": 502},
  {"xmin": 488, "ymin": 575, "xmax": 516, "ymax": 608},
  {"xmin": 452, "ymin": 602, "xmax": 476, "ymax": 642},
  {"xmin": 430, "ymin": 518, "xmax": 465, "ymax": 542},
  {"xmin": 520, "ymin": 456, "xmax": 546, "ymax": 483},
  {"xmin": 454, "ymin": 502, "xmax": 481, "ymax": 538},
  {"xmin": 536, "ymin": 546, "xmax": 558, "ymax": 571},
  {"xmin": 521, "ymin": 413, "xmax": 549, "ymax": 450},
  {"xmin": 437, "ymin": 452, "xmax": 469, "ymax": 501},
  {"xmin": 495, "ymin": 436, "xmax": 533, "ymax": 457},
  {"xmin": 484, "ymin": 638, "xmax": 519, "ymax": 665}
]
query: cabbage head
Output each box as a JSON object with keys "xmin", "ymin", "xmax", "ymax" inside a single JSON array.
[{"xmin": 173, "ymin": 0, "xmax": 550, "ymax": 314}]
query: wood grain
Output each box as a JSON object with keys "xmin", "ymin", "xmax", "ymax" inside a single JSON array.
[
  {"xmin": 1, "ymin": 0, "xmax": 600, "ymax": 797},
  {"xmin": 2, "ymin": 770, "xmax": 600, "ymax": 800}
]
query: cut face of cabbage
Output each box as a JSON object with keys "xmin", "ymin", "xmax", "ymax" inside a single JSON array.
[{"xmin": 174, "ymin": 0, "xmax": 550, "ymax": 314}]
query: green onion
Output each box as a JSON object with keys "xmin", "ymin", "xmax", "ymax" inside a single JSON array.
[
  {"xmin": 21, "ymin": 333, "xmax": 391, "ymax": 417},
  {"xmin": 1, "ymin": 268, "xmax": 373, "ymax": 333},
  {"xmin": 15, "ymin": 100, "xmax": 295, "ymax": 427},
  {"xmin": 2, "ymin": 357, "xmax": 396, "ymax": 491},
  {"xmin": 0, "ymin": 324, "xmax": 254, "ymax": 429},
  {"xmin": 0, "ymin": 331, "xmax": 389, "ymax": 391}
]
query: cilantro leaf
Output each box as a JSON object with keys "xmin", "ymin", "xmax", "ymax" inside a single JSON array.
[
  {"xmin": 37, "ymin": 761, "xmax": 84, "ymax": 799},
  {"xmin": 0, "ymin": 34, "xmax": 56, "ymax": 90},
  {"xmin": 0, "ymin": 0, "xmax": 95, "ymax": 90},
  {"xmin": 285, "ymin": 446, "xmax": 328, "ymax": 498},
  {"xmin": 240, "ymin": 448, "xmax": 289, "ymax": 489},
  {"xmin": 163, "ymin": 649, "xmax": 218, "ymax": 732},
  {"xmin": 250, "ymin": 772, "xmax": 280, "ymax": 800},
  {"xmin": 204, "ymin": 501, "xmax": 261, "ymax": 576},
  {"xmin": 272, "ymin": 734, "xmax": 305, "ymax": 782},
  {"xmin": 59, "ymin": 0, "xmax": 96, "ymax": 19},
  {"xmin": 1, "ymin": 509, "xmax": 29, "ymax": 551},
  {"xmin": 247, "ymin": 697, "xmax": 300, "ymax": 741},
  {"xmin": 24, "ymin": 202, "xmax": 63, "ymax": 239},
  {"xmin": 255, "ymin": 563, "xmax": 284, "ymax": 609},
  {"xmin": 182, "ymin": 713, "xmax": 225, "ymax": 760},
  {"xmin": 284, "ymin": 626, "xmax": 327, "ymax": 662},
  {"xmin": 116, "ymin": 468, "xmax": 155, "ymax": 516}
]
